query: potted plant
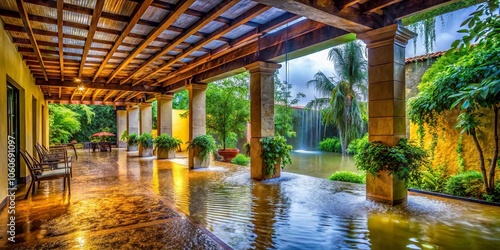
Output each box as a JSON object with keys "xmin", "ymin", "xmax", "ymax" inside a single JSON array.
[
  {"xmin": 187, "ymin": 135, "xmax": 217, "ymax": 168},
  {"xmin": 127, "ymin": 133, "xmax": 139, "ymax": 151},
  {"xmin": 355, "ymin": 138, "xmax": 428, "ymax": 205},
  {"xmin": 258, "ymin": 135, "xmax": 293, "ymax": 179},
  {"xmin": 154, "ymin": 133, "xmax": 182, "ymax": 159},
  {"xmin": 120, "ymin": 129, "xmax": 128, "ymax": 148},
  {"xmin": 138, "ymin": 133, "xmax": 153, "ymax": 157},
  {"xmin": 206, "ymin": 75, "xmax": 249, "ymax": 162}
]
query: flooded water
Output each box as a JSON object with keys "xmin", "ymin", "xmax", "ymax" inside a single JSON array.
[
  {"xmin": 285, "ymin": 150, "xmax": 358, "ymax": 179},
  {"xmin": 143, "ymin": 152, "xmax": 500, "ymax": 249}
]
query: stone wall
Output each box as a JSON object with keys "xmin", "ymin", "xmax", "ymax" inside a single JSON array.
[{"xmin": 406, "ymin": 60, "xmax": 500, "ymax": 175}]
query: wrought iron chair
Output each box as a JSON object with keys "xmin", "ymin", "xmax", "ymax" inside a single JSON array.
[
  {"xmin": 20, "ymin": 150, "xmax": 70, "ymax": 199},
  {"xmin": 35, "ymin": 143, "xmax": 73, "ymax": 177}
]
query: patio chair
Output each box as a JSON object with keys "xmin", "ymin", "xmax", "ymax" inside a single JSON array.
[
  {"xmin": 20, "ymin": 150, "xmax": 70, "ymax": 199},
  {"xmin": 35, "ymin": 143, "xmax": 73, "ymax": 177}
]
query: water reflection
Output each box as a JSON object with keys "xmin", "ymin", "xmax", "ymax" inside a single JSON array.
[
  {"xmin": 286, "ymin": 151, "xmax": 358, "ymax": 179},
  {"xmin": 137, "ymin": 151, "xmax": 500, "ymax": 249}
]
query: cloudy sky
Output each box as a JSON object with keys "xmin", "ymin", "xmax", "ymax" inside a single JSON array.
[{"xmin": 277, "ymin": 6, "xmax": 476, "ymax": 106}]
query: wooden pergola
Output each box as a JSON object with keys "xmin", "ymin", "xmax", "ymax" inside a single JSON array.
[{"xmin": 0, "ymin": 0, "xmax": 455, "ymax": 106}]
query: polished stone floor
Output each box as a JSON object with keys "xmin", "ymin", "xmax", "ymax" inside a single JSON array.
[{"xmin": 0, "ymin": 149, "xmax": 228, "ymax": 249}]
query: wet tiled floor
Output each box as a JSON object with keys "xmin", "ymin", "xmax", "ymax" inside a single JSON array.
[{"xmin": 0, "ymin": 149, "xmax": 227, "ymax": 249}]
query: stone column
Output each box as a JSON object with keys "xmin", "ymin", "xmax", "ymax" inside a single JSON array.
[
  {"xmin": 245, "ymin": 61, "xmax": 281, "ymax": 180},
  {"xmin": 127, "ymin": 106, "xmax": 139, "ymax": 135},
  {"xmin": 156, "ymin": 94, "xmax": 174, "ymax": 136},
  {"xmin": 187, "ymin": 83, "xmax": 207, "ymax": 169},
  {"xmin": 139, "ymin": 102, "xmax": 153, "ymax": 135},
  {"xmin": 116, "ymin": 108, "xmax": 127, "ymax": 148},
  {"xmin": 358, "ymin": 24, "xmax": 415, "ymax": 205}
]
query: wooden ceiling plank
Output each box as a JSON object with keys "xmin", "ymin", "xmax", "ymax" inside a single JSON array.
[
  {"xmin": 15, "ymin": 0, "xmax": 48, "ymax": 80},
  {"xmin": 36, "ymin": 79, "xmax": 163, "ymax": 93},
  {"xmin": 337, "ymin": 0, "xmax": 362, "ymax": 9},
  {"xmin": 103, "ymin": 90, "xmax": 118, "ymax": 102},
  {"xmin": 114, "ymin": 91, "xmax": 130, "ymax": 102},
  {"xmin": 106, "ymin": 0, "xmax": 196, "ymax": 83},
  {"xmin": 58, "ymin": 87, "xmax": 61, "ymax": 98},
  {"xmin": 78, "ymin": 0, "xmax": 105, "ymax": 78},
  {"xmin": 81, "ymin": 88, "xmax": 90, "ymax": 101},
  {"xmin": 135, "ymin": 4, "xmax": 271, "ymax": 85},
  {"xmin": 360, "ymin": 0, "xmax": 402, "ymax": 13},
  {"xmin": 125, "ymin": 92, "xmax": 142, "ymax": 102},
  {"xmin": 92, "ymin": 89, "xmax": 101, "ymax": 101},
  {"xmin": 121, "ymin": 0, "xmax": 238, "ymax": 84},
  {"xmin": 93, "ymin": 0, "xmax": 154, "ymax": 82},
  {"xmin": 70, "ymin": 88, "xmax": 77, "ymax": 101},
  {"xmin": 57, "ymin": 0, "xmax": 64, "ymax": 81}
]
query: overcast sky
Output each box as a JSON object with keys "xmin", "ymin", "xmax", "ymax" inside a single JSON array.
[{"xmin": 277, "ymin": 6, "xmax": 476, "ymax": 106}]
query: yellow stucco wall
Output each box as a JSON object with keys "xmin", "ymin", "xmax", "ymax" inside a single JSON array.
[
  {"xmin": 409, "ymin": 108, "xmax": 500, "ymax": 176},
  {"xmin": 0, "ymin": 19, "xmax": 48, "ymax": 203},
  {"xmin": 152, "ymin": 109, "xmax": 189, "ymax": 151}
]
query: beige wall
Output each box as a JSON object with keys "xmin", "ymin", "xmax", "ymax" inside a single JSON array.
[{"xmin": 0, "ymin": 19, "xmax": 48, "ymax": 203}]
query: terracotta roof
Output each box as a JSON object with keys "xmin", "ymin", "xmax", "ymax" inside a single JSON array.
[{"xmin": 405, "ymin": 50, "xmax": 446, "ymax": 64}]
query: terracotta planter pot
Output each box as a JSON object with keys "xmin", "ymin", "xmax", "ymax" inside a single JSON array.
[
  {"xmin": 217, "ymin": 148, "xmax": 239, "ymax": 162},
  {"xmin": 138, "ymin": 144, "xmax": 153, "ymax": 157},
  {"xmin": 157, "ymin": 148, "xmax": 176, "ymax": 159},
  {"xmin": 366, "ymin": 170, "xmax": 407, "ymax": 205},
  {"xmin": 127, "ymin": 145, "xmax": 138, "ymax": 151}
]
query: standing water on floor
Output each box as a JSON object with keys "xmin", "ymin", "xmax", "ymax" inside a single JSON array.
[
  {"xmin": 285, "ymin": 150, "xmax": 358, "ymax": 179},
  {"xmin": 138, "ymin": 151, "xmax": 500, "ymax": 249}
]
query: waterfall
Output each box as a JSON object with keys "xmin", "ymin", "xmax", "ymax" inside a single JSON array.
[{"xmin": 290, "ymin": 108, "xmax": 330, "ymax": 150}]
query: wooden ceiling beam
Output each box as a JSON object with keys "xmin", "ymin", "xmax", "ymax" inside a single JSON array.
[
  {"xmin": 160, "ymin": 12, "xmax": 300, "ymax": 84},
  {"xmin": 136, "ymin": 4, "xmax": 271, "ymax": 85},
  {"xmin": 102, "ymin": 90, "xmax": 118, "ymax": 102},
  {"xmin": 45, "ymin": 97, "xmax": 138, "ymax": 106},
  {"xmin": 106, "ymin": 0, "xmax": 196, "ymax": 83},
  {"xmin": 93, "ymin": 0, "xmax": 154, "ymax": 82},
  {"xmin": 15, "ymin": 0, "xmax": 48, "ymax": 80},
  {"xmin": 58, "ymin": 87, "xmax": 61, "ymax": 98},
  {"xmin": 57, "ymin": 0, "xmax": 64, "ymax": 81},
  {"xmin": 35, "ymin": 79, "xmax": 164, "ymax": 93},
  {"xmin": 78, "ymin": 0, "xmax": 105, "ymax": 78},
  {"xmin": 360, "ymin": 0, "xmax": 402, "ymax": 14},
  {"xmin": 70, "ymin": 89, "xmax": 77, "ymax": 101},
  {"xmin": 121, "ymin": 0, "xmax": 238, "ymax": 84},
  {"xmin": 125, "ymin": 92, "xmax": 142, "ymax": 102},
  {"xmin": 337, "ymin": 0, "xmax": 362, "ymax": 9},
  {"xmin": 81, "ymin": 88, "xmax": 91, "ymax": 101},
  {"xmin": 394, "ymin": 0, "xmax": 458, "ymax": 20},
  {"xmin": 252, "ymin": 0, "xmax": 374, "ymax": 33},
  {"xmin": 114, "ymin": 91, "xmax": 130, "ymax": 102},
  {"xmin": 92, "ymin": 89, "xmax": 101, "ymax": 101}
]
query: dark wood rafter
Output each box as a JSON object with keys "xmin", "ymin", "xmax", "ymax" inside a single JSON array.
[
  {"xmin": 36, "ymin": 79, "xmax": 164, "ymax": 93},
  {"xmin": 70, "ymin": 89, "xmax": 77, "ymax": 101},
  {"xmin": 120, "ymin": 0, "xmax": 238, "ymax": 84},
  {"xmin": 114, "ymin": 91, "xmax": 130, "ymax": 102},
  {"xmin": 92, "ymin": 0, "xmax": 154, "ymax": 82},
  {"xmin": 103, "ymin": 90, "xmax": 118, "ymax": 102},
  {"xmin": 58, "ymin": 87, "xmax": 61, "ymax": 98},
  {"xmin": 337, "ymin": 0, "xmax": 362, "ymax": 9},
  {"xmin": 106, "ymin": 0, "xmax": 197, "ymax": 83},
  {"xmin": 135, "ymin": 4, "xmax": 272, "ymax": 85},
  {"xmin": 78, "ymin": 0, "xmax": 105, "ymax": 78},
  {"xmin": 15, "ymin": 0, "xmax": 48, "ymax": 80},
  {"xmin": 360, "ymin": 0, "xmax": 402, "ymax": 14},
  {"xmin": 125, "ymin": 92, "xmax": 142, "ymax": 102},
  {"xmin": 57, "ymin": 0, "xmax": 64, "ymax": 81},
  {"xmin": 159, "ymin": 12, "xmax": 299, "ymax": 84},
  {"xmin": 92, "ymin": 89, "xmax": 101, "ymax": 101},
  {"xmin": 46, "ymin": 98, "xmax": 138, "ymax": 106},
  {"xmin": 81, "ymin": 88, "xmax": 91, "ymax": 101}
]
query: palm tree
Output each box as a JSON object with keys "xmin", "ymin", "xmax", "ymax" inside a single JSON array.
[{"xmin": 306, "ymin": 41, "xmax": 367, "ymax": 155}]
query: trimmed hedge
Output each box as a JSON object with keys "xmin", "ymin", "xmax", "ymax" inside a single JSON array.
[{"xmin": 329, "ymin": 171, "xmax": 366, "ymax": 184}]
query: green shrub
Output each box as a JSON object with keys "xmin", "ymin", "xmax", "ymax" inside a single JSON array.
[
  {"xmin": 346, "ymin": 134, "xmax": 368, "ymax": 155},
  {"xmin": 187, "ymin": 135, "xmax": 217, "ymax": 161},
  {"xmin": 329, "ymin": 171, "xmax": 366, "ymax": 184},
  {"xmin": 409, "ymin": 165, "xmax": 449, "ymax": 193},
  {"xmin": 127, "ymin": 133, "xmax": 139, "ymax": 146},
  {"xmin": 231, "ymin": 154, "xmax": 250, "ymax": 166},
  {"xmin": 444, "ymin": 171, "xmax": 484, "ymax": 199},
  {"xmin": 138, "ymin": 133, "xmax": 153, "ymax": 148},
  {"xmin": 319, "ymin": 137, "xmax": 341, "ymax": 153},
  {"xmin": 483, "ymin": 182, "xmax": 500, "ymax": 203},
  {"xmin": 154, "ymin": 133, "xmax": 182, "ymax": 151}
]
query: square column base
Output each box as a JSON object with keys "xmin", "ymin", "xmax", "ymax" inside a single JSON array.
[
  {"xmin": 366, "ymin": 171, "xmax": 407, "ymax": 205},
  {"xmin": 189, "ymin": 148, "xmax": 210, "ymax": 169},
  {"xmin": 138, "ymin": 145, "xmax": 153, "ymax": 157}
]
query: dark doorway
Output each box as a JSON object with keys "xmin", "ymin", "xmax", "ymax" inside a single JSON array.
[{"xmin": 7, "ymin": 83, "xmax": 20, "ymax": 185}]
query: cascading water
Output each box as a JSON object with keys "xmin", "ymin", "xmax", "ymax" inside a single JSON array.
[{"xmin": 289, "ymin": 107, "xmax": 337, "ymax": 150}]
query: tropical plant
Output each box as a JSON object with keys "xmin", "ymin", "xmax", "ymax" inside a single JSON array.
[
  {"xmin": 355, "ymin": 138, "xmax": 428, "ymax": 183},
  {"xmin": 306, "ymin": 41, "xmax": 367, "ymax": 155},
  {"xmin": 173, "ymin": 89, "xmax": 189, "ymax": 110},
  {"xmin": 329, "ymin": 171, "xmax": 366, "ymax": 184},
  {"xmin": 231, "ymin": 154, "xmax": 250, "ymax": 166},
  {"xmin": 127, "ymin": 133, "xmax": 139, "ymax": 147},
  {"xmin": 410, "ymin": 165, "xmax": 449, "ymax": 193},
  {"xmin": 138, "ymin": 133, "xmax": 153, "ymax": 148},
  {"xmin": 120, "ymin": 129, "xmax": 128, "ymax": 142},
  {"xmin": 206, "ymin": 73, "xmax": 250, "ymax": 150},
  {"xmin": 274, "ymin": 74, "xmax": 305, "ymax": 138},
  {"xmin": 154, "ymin": 133, "xmax": 182, "ymax": 151},
  {"xmin": 66, "ymin": 104, "xmax": 117, "ymax": 142},
  {"xmin": 260, "ymin": 135, "xmax": 293, "ymax": 176},
  {"xmin": 319, "ymin": 137, "xmax": 342, "ymax": 153},
  {"xmin": 49, "ymin": 104, "xmax": 83, "ymax": 144},
  {"xmin": 444, "ymin": 171, "xmax": 484, "ymax": 199},
  {"xmin": 187, "ymin": 135, "xmax": 217, "ymax": 161},
  {"xmin": 346, "ymin": 133, "xmax": 368, "ymax": 155}
]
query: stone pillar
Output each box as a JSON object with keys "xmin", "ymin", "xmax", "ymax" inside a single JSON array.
[
  {"xmin": 358, "ymin": 24, "xmax": 415, "ymax": 205},
  {"xmin": 116, "ymin": 108, "xmax": 127, "ymax": 148},
  {"xmin": 156, "ymin": 94, "xmax": 174, "ymax": 136},
  {"xmin": 139, "ymin": 102, "xmax": 153, "ymax": 135},
  {"xmin": 245, "ymin": 61, "xmax": 281, "ymax": 180},
  {"xmin": 187, "ymin": 83, "xmax": 207, "ymax": 168},
  {"xmin": 127, "ymin": 106, "xmax": 139, "ymax": 135}
]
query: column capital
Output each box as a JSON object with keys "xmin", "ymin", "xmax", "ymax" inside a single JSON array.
[
  {"xmin": 155, "ymin": 93, "xmax": 174, "ymax": 100},
  {"xmin": 126, "ymin": 105, "xmax": 139, "ymax": 110},
  {"xmin": 186, "ymin": 83, "xmax": 208, "ymax": 91},
  {"xmin": 139, "ymin": 102, "xmax": 152, "ymax": 107},
  {"xmin": 357, "ymin": 24, "xmax": 415, "ymax": 49},
  {"xmin": 245, "ymin": 61, "xmax": 282, "ymax": 74}
]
